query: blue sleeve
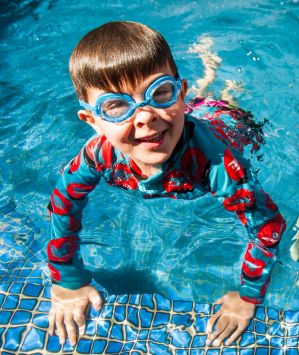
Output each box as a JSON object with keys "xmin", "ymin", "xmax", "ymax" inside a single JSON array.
[
  {"xmin": 208, "ymin": 145, "xmax": 286, "ymax": 304},
  {"xmin": 47, "ymin": 136, "xmax": 103, "ymax": 289}
]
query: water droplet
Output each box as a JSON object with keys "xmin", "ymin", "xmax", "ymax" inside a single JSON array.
[{"xmin": 237, "ymin": 67, "xmax": 244, "ymax": 72}]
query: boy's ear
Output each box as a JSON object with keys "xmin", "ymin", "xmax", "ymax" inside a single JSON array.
[
  {"xmin": 181, "ymin": 79, "xmax": 188, "ymax": 100},
  {"xmin": 77, "ymin": 110, "xmax": 103, "ymax": 135},
  {"xmin": 77, "ymin": 110, "xmax": 95, "ymax": 124}
]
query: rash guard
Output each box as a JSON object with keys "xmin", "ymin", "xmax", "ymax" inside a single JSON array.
[{"xmin": 47, "ymin": 97, "xmax": 286, "ymax": 304}]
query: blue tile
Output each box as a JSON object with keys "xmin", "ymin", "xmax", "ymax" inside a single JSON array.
[
  {"xmin": 287, "ymin": 324, "xmax": 299, "ymax": 336},
  {"xmin": 0, "ymin": 327, "xmax": 5, "ymax": 347},
  {"xmin": 193, "ymin": 315, "xmax": 207, "ymax": 332},
  {"xmin": 284, "ymin": 310, "xmax": 299, "ymax": 323},
  {"xmin": 149, "ymin": 327, "xmax": 168, "ymax": 343},
  {"xmin": 194, "ymin": 303, "xmax": 211, "ymax": 314},
  {"xmin": 101, "ymin": 304, "xmax": 113, "ymax": 318},
  {"xmin": 110, "ymin": 324, "xmax": 123, "ymax": 340},
  {"xmin": 132, "ymin": 341, "xmax": 147, "ymax": 352},
  {"xmin": 106, "ymin": 341, "xmax": 123, "ymax": 353},
  {"xmin": 222, "ymin": 348, "xmax": 237, "ymax": 354},
  {"xmin": 117, "ymin": 294, "xmax": 129, "ymax": 304},
  {"xmin": 91, "ymin": 339, "xmax": 106, "ymax": 354},
  {"xmin": 23, "ymin": 284, "xmax": 42, "ymax": 297},
  {"xmin": 206, "ymin": 349, "xmax": 220, "ymax": 355},
  {"xmin": 122, "ymin": 342, "xmax": 134, "ymax": 351},
  {"xmin": 114, "ymin": 305, "xmax": 126, "ymax": 322},
  {"xmin": 21, "ymin": 327, "xmax": 45, "ymax": 351},
  {"xmin": 255, "ymin": 307, "xmax": 266, "ymax": 321},
  {"xmin": 19, "ymin": 298, "xmax": 37, "ymax": 311},
  {"xmin": 149, "ymin": 342, "xmax": 169, "ymax": 354},
  {"xmin": 85, "ymin": 320, "xmax": 96, "ymax": 336},
  {"xmin": 9, "ymin": 282, "xmax": 24, "ymax": 294},
  {"xmin": 77, "ymin": 339, "xmax": 92, "ymax": 354},
  {"xmin": 140, "ymin": 308, "xmax": 153, "ymax": 327},
  {"xmin": 287, "ymin": 336, "xmax": 299, "ymax": 347},
  {"xmin": 154, "ymin": 312, "xmax": 170, "ymax": 326},
  {"xmin": 270, "ymin": 336, "xmax": 284, "ymax": 347},
  {"xmin": 239, "ymin": 331, "xmax": 255, "ymax": 347},
  {"xmin": 0, "ymin": 311, "xmax": 12, "ymax": 324},
  {"xmin": 141, "ymin": 294, "xmax": 154, "ymax": 308},
  {"xmin": 155, "ymin": 293, "xmax": 171, "ymax": 311},
  {"xmin": 240, "ymin": 349, "xmax": 254, "ymax": 355},
  {"xmin": 138, "ymin": 329, "xmax": 148, "ymax": 340},
  {"xmin": 0, "ymin": 294, "xmax": 4, "ymax": 306},
  {"xmin": 62, "ymin": 339, "xmax": 76, "ymax": 352},
  {"xmin": 284, "ymin": 349, "xmax": 299, "ymax": 355},
  {"xmin": 32, "ymin": 314, "xmax": 48, "ymax": 328},
  {"xmin": 256, "ymin": 335, "xmax": 269, "ymax": 346},
  {"xmin": 127, "ymin": 306, "xmax": 139, "ymax": 327},
  {"xmin": 269, "ymin": 350, "xmax": 284, "ymax": 355},
  {"xmin": 37, "ymin": 300, "xmax": 51, "ymax": 312},
  {"xmin": 171, "ymin": 314, "xmax": 192, "ymax": 327},
  {"xmin": 3, "ymin": 295, "xmax": 19, "ymax": 309},
  {"xmin": 267, "ymin": 308, "xmax": 279, "ymax": 321},
  {"xmin": 191, "ymin": 349, "xmax": 206, "ymax": 355},
  {"xmin": 173, "ymin": 300, "xmax": 193, "ymax": 312},
  {"xmin": 255, "ymin": 320, "xmax": 267, "ymax": 334},
  {"xmin": 191, "ymin": 334, "xmax": 206, "ymax": 347},
  {"xmin": 46, "ymin": 334, "xmax": 61, "ymax": 352},
  {"xmin": 256, "ymin": 348, "xmax": 270, "ymax": 355},
  {"xmin": 4, "ymin": 326, "xmax": 26, "ymax": 351},
  {"xmin": 96, "ymin": 320, "xmax": 110, "ymax": 337},
  {"xmin": 129, "ymin": 294, "xmax": 140, "ymax": 305},
  {"xmin": 123, "ymin": 325, "xmax": 136, "ymax": 341},
  {"xmin": 11, "ymin": 311, "xmax": 31, "ymax": 325},
  {"xmin": 170, "ymin": 329, "xmax": 191, "ymax": 347},
  {"xmin": 43, "ymin": 286, "xmax": 51, "ymax": 299}
]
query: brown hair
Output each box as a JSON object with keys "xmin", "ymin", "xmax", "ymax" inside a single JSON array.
[{"xmin": 69, "ymin": 21, "xmax": 177, "ymax": 101}]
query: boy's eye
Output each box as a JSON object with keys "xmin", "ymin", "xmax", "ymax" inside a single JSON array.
[
  {"xmin": 152, "ymin": 83, "xmax": 174, "ymax": 103},
  {"xmin": 102, "ymin": 99, "xmax": 129, "ymax": 117}
]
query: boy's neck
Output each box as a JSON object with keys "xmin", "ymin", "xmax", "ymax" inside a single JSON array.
[{"xmin": 132, "ymin": 159, "xmax": 162, "ymax": 179}]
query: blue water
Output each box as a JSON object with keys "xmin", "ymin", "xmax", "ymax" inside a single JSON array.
[{"xmin": 1, "ymin": 0, "xmax": 298, "ymax": 317}]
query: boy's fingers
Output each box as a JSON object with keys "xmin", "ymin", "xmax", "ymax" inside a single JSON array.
[
  {"xmin": 225, "ymin": 325, "xmax": 243, "ymax": 345},
  {"xmin": 206, "ymin": 311, "xmax": 221, "ymax": 333},
  {"xmin": 64, "ymin": 312, "xmax": 77, "ymax": 347},
  {"xmin": 211, "ymin": 323, "xmax": 237, "ymax": 346},
  {"xmin": 88, "ymin": 289, "xmax": 103, "ymax": 311},
  {"xmin": 73, "ymin": 307, "xmax": 86, "ymax": 337},
  {"xmin": 55, "ymin": 311, "xmax": 66, "ymax": 345},
  {"xmin": 48, "ymin": 310, "xmax": 56, "ymax": 335}
]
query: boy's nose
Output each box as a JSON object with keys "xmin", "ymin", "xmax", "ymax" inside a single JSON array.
[{"xmin": 134, "ymin": 107, "xmax": 157, "ymax": 128}]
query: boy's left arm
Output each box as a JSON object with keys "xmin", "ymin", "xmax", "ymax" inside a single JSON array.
[{"xmin": 205, "ymin": 146, "xmax": 286, "ymax": 346}]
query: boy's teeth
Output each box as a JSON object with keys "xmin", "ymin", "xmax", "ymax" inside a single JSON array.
[{"xmin": 143, "ymin": 132, "xmax": 162, "ymax": 142}]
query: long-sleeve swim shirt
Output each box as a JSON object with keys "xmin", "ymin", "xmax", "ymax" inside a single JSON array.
[{"xmin": 47, "ymin": 97, "xmax": 286, "ymax": 304}]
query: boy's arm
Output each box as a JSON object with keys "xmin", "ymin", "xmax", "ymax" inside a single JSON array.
[
  {"xmin": 205, "ymin": 146, "xmax": 286, "ymax": 346},
  {"xmin": 47, "ymin": 136, "xmax": 105, "ymax": 345},
  {"xmin": 207, "ymin": 147, "xmax": 286, "ymax": 303},
  {"xmin": 47, "ymin": 138, "xmax": 102, "ymax": 288}
]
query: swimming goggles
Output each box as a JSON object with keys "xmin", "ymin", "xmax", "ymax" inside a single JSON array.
[{"xmin": 79, "ymin": 75, "xmax": 182, "ymax": 123}]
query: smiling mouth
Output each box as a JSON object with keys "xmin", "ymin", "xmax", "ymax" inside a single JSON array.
[{"xmin": 135, "ymin": 130, "xmax": 167, "ymax": 143}]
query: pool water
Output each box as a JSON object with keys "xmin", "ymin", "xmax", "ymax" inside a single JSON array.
[{"xmin": 0, "ymin": 0, "xmax": 298, "ymax": 353}]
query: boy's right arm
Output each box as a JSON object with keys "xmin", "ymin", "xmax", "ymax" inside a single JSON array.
[{"xmin": 47, "ymin": 136, "xmax": 104, "ymax": 344}]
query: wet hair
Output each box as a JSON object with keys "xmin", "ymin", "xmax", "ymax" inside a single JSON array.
[{"xmin": 69, "ymin": 21, "xmax": 177, "ymax": 102}]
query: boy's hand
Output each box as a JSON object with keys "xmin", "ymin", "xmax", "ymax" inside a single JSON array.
[
  {"xmin": 48, "ymin": 284, "xmax": 103, "ymax": 347},
  {"xmin": 206, "ymin": 291, "xmax": 256, "ymax": 347}
]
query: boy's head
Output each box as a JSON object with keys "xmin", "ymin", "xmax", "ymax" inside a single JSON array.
[
  {"xmin": 69, "ymin": 21, "xmax": 178, "ymax": 102},
  {"xmin": 69, "ymin": 21, "xmax": 188, "ymax": 176}
]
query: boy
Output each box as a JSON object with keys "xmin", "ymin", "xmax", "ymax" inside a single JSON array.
[{"xmin": 47, "ymin": 21, "xmax": 286, "ymax": 348}]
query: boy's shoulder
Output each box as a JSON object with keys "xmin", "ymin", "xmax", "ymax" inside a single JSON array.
[{"xmin": 186, "ymin": 97, "xmax": 264, "ymax": 156}]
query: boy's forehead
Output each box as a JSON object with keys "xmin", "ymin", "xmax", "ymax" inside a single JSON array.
[{"xmin": 86, "ymin": 63, "xmax": 175, "ymax": 101}]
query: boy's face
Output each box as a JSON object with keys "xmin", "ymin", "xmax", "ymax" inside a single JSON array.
[{"xmin": 78, "ymin": 64, "xmax": 188, "ymax": 175}]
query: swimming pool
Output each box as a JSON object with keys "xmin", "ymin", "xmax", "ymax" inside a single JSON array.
[{"xmin": 0, "ymin": 0, "xmax": 298, "ymax": 353}]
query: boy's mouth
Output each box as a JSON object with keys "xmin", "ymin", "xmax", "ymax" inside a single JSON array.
[{"xmin": 134, "ymin": 130, "xmax": 167, "ymax": 144}]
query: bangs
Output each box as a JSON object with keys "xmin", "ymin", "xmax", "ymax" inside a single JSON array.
[{"xmin": 69, "ymin": 22, "xmax": 177, "ymax": 101}]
